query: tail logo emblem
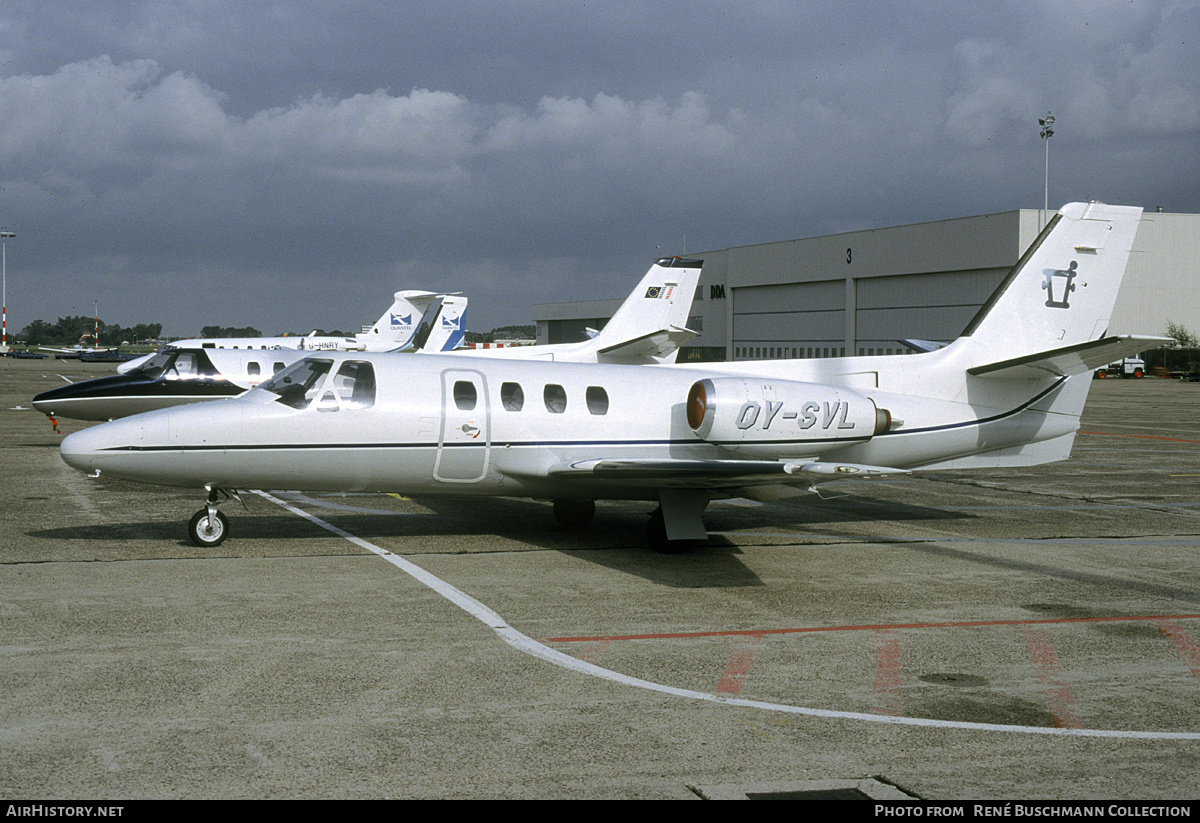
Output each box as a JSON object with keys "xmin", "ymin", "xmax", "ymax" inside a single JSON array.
[{"xmin": 1042, "ymin": 261, "xmax": 1079, "ymax": 309}]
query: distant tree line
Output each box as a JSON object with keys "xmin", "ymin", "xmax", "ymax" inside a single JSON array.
[
  {"xmin": 1165, "ymin": 320, "xmax": 1199, "ymax": 349},
  {"xmin": 18, "ymin": 316, "xmax": 163, "ymax": 347},
  {"xmin": 200, "ymin": 325, "xmax": 263, "ymax": 339},
  {"xmin": 464, "ymin": 324, "xmax": 535, "ymax": 344},
  {"xmin": 16, "ymin": 317, "xmax": 532, "ymax": 347}
]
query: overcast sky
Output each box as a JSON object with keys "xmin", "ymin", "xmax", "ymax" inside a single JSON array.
[{"xmin": 1, "ymin": 1, "xmax": 1197, "ymax": 338}]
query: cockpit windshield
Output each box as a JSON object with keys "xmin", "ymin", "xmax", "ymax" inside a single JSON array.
[
  {"xmin": 134, "ymin": 351, "xmax": 176, "ymax": 379},
  {"xmin": 258, "ymin": 358, "xmax": 376, "ymax": 411},
  {"xmin": 259, "ymin": 359, "xmax": 334, "ymax": 409},
  {"xmin": 133, "ymin": 349, "xmax": 213, "ymax": 381}
]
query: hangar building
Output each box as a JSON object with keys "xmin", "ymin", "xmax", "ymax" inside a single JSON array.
[{"xmin": 532, "ymin": 206, "xmax": 1199, "ymax": 364}]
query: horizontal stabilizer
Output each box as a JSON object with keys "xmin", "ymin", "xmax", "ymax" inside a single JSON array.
[
  {"xmin": 967, "ymin": 335, "xmax": 1171, "ymax": 379},
  {"xmin": 597, "ymin": 325, "xmax": 699, "ymax": 362},
  {"xmin": 899, "ymin": 338, "xmax": 948, "ymax": 353}
]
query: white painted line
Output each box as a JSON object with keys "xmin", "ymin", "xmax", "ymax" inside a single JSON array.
[{"xmin": 254, "ymin": 489, "xmax": 1200, "ymax": 741}]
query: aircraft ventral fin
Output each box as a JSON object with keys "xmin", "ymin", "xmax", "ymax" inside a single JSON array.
[
  {"xmin": 967, "ymin": 335, "xmax": 1171, "ymax": 379},
  {"xmin": 548, "ymin": 458, "xmax": 908, "ymax": 488}
]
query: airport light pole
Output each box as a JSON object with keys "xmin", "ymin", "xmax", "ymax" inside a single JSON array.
[
  {"xmin": 0, "ymin": 229, "xmax": 13, "ymax": 353},
  {"xmin": 1039, "ymin": 112, "xmax": 1055, "ymax": 227}
]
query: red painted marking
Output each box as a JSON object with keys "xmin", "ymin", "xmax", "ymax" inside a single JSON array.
[
  {"xmin": 573, "ymin": 640, "xmax": 611, "ymax": 665},
  {"xmin": 873, "ymin": 630, "xmax": 903, "ymax": 717},
  {"xmin": 1078, "ymin": 430, "xmax": 1200, "ymax": 445},
  {"xmin": 715, "ymin": 634, "xmax": 762, "ymax": 695},
  {"xmin": 1024, "ymin": 628, "xmax": 1082, "ymax": 729},
  {"xmin": 1157, "ymin": 620, "xmax": 1200, "ymax": 681},
  {"xmin": 543, "ymin": 613, "xmax": 1200, "ymax": 644}
]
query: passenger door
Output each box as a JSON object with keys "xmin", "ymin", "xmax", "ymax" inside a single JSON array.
[{"xmin": 435, "ymin": 369, "xmax": 490, "ymax": 482}]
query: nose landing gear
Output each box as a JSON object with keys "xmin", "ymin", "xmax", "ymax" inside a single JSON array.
[{"xmin": 188, "ymin": 486, "xmax": 239, "ymax": 547}]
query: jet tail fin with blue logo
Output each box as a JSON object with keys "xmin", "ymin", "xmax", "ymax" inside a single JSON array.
[
  {"xmin": 412, "ymin": 294, "xmax": 467, "ymax": 352},
  {"xmin": 359, "ymin": 290, "xmax": 462, "ymax": 352}
]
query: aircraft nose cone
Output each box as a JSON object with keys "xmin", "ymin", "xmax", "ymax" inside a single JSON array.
[
  {"xmin": 59, "ymin": 417, "xmax": 145, "ymax": 474},
  {"xmin": 60, "ymin": 426, "xmax": 109, "ymax": 472},
  {"xmin": 32, "ymin": 382, "xmax": 79, "ymax": 415}
]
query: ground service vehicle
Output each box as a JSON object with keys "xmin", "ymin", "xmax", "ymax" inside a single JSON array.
[{"xmin": 1096, "ymin": 356, "xmax": 1144, "ymax": 378}]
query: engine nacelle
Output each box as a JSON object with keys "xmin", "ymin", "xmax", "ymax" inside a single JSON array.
[{"xmin": 686, "ymin": 377, "xmax": 891, "ymax": 458}]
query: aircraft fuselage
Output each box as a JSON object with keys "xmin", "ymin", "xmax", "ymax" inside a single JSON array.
[{"xmin": 60, "ymin": 348, "xmax": 1079, "ymax": 500}]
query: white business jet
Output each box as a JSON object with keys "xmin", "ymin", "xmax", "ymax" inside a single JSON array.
[
  {"xmin": 61, "ymin": 203, "xmax": 1162, "ymax": 551},
  {"xmin": 36, "ymin": 258, "xmax": 696, "ymax": 422},
  {"xmin": 116, "ymin": 290, "xmax": 465, "ymax": 375},
  {"xmin": 35, "ymin": 294, "xmax": 466, "ymax": 421}
]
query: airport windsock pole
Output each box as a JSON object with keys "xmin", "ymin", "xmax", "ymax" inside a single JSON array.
[{"xmin": 0, "ymin": 230, "xmax": 14, "ymax": 353}]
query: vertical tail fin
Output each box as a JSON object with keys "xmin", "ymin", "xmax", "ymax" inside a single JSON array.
[
  {"xmin": 591, "ymin": 257, "xmax": 703, "ymax": 363},
  {"xmin": 958, "ymin": 202, "xmax": 1143, "ymax": 364},
  {"xmin": 414, "ymin": 294, "xmax": 467, "ymax": 352},
  {"xmin": 359, "ymin": 290, "xmax": 447, "ymax": 351}
]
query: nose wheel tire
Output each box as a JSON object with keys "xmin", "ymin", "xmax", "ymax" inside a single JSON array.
[{"xmin": 189, "ymin": 509, "xmax": 230, "ymax": 547}]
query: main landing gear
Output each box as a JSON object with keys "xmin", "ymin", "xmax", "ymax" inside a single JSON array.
[
  {"xmin": 648, "ymin": 489, "xmax": 711, "ymax": 553},
  {"xmin": 188, "ymin": 486, "xmax": 238, "ymax": 547}
]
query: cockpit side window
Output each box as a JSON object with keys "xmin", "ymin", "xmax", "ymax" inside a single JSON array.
[
  {"xmin": 164, "ymin": 352, "xmax": 199, "ymax": 379},
  {"xmin": 332, "ymin": 361, "xmax": 376, "ymax": 409},
  {"xmin": 261, "ymin": 358, "xmax": 334, "ymax": 409}
]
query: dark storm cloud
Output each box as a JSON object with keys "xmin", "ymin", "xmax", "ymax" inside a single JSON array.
[{"xmin": 0, "ymin": 1, "xmax": 1196, "ymax": 336}]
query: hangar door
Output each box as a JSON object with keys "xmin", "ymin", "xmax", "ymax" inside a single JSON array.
[{"xmin": 732, "ymin": 280, "xmax": 845, "ymax": 358}]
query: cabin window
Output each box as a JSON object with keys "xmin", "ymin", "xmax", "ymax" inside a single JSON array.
[
  {"xmin": 586, "ymin": 386, "xmax": 608, "ymax": 415},
  {"xmin": 544, "ymin": 384, "xmax": 567, "ymax": 414},
  {"xmin": 453, "ymin": 380, "xmax": 477, "ymax": 411},
  {"xmin": 273, "ymin": 362, "xmax": 286, "ymax": 374},
  {"xmin": 247, "ymin": 361, "xmax": 261, "ymax": 377},
  {"xmin": 501, "ymin": 382, "xmax": 524, "ymax": 411},
  {"xmin": 332, "ymin": 361, "xmax": 376, "ymax": 409}
]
